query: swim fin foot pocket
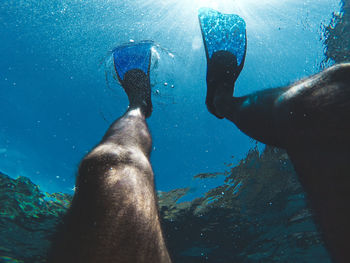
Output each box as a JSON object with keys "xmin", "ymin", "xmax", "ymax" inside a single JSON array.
[
  {"xmin": 123, "ymin": 69, "xmax": 152, "ymax": 118},
  {"xmin": 206, "ymin": 50, "xmax": 238, "ymax": 119}
]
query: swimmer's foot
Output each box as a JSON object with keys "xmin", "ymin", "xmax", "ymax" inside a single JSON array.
[
  {"xmin": 122, "ymin": 69, "xmax": 152, "ymax": 118},
  {"xmin": 206, "ymin": 51, "xmax": 238, "ymax": 119}
]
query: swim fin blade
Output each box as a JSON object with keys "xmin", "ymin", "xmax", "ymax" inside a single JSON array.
[
  {"xmin": 198, "ymin": 7, "xmax": 247, "ymax": 69},
  {"xmin": 112, "ymin": 41, "xmax": 153, "ymax": 84}
]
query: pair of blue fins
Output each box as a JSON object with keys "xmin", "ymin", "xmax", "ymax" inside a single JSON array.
[
  {"xmin": 112, "ymin": 8, "xmax": 246, "ymax": 120},
  {"xmin": 113, "ymin": 8, "xmax": 246, "ymax": 83},
  {"xmin": 113, "ymin": 8, "xmax": 350, "ymax": 263}
]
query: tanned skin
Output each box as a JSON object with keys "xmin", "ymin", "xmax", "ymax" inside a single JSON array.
[
  {"xmin": 48, "ymin": 69, "xmax": 171, "ymax": 263},
  {"xmin": 206, "ymin": 52, "xmax": 350, "ymax": 263}
]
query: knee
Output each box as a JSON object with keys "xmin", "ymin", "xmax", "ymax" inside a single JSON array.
[
  {"xmin": 79, "ymin": 149, "xmax": 118, "ymax": 177},
  {"xmin": 78, "ymin": 144, "xmax": 151, "ymax": 184},
  {"xmin": 325, "ymin": 63, "xmax": 350, "ymax": 84}
]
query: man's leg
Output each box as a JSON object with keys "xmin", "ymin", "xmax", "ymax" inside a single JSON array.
[
  {"xmin": 205, "ymin": 59, "xmax": 350, "ymax": 262},
  {"xmin": 48, "ymin": 69, "xmax": 171, "ymax": 263},
  {"xmin": 206, "ymin": 62, "xmax": 350, "ymax": 148}
]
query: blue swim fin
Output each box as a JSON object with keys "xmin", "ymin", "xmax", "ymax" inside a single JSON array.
[
  {"xmin": 198, "ymin": 7, "xmax": 247, "ymax": 69},
  {"xmin": 112, "ymin": 41, "xmax": 153, "ymax": 83},
  {"xmin": 111, "ymin": 41, "xmax": 154, "ymax": 117},
  {"xmin": 198, "ymin": 8, "xmax": 247, "ymax": 119}
]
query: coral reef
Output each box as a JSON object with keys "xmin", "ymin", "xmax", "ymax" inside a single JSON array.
[
  {"xmin": 0, "ymin": 147, "xmax": 331, "ymax": 262},
  {"xmin": 324, "ymin": 0, "xmax": 350, "ymax": 63},
  {"xmin": 159, "ymin": 147, "xmax": 330, "ymax": 262},
  {"xmin": 0, "ymin": 172, "xmax": 71, "ymax": 263}
]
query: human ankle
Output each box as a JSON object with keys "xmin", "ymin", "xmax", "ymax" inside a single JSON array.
[
  {"xmin": 128, "ymin": 104, "xmax": 151, "ymax": 118},
  {"xmin": 213, "ymin": 93, "xmax": 231, "ymax": 118}
]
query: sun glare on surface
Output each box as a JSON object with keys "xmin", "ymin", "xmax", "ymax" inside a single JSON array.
[
  {"xmin": 192, "ymin": 0, "xmax": 285, "ymax": 12},
  {"xmin": 185, "ymin": 0, "xmax": 291, "ymax": 30},
  {"xmin": 194, "ymin": 0, "xmax": 219, "ymax": 10}
]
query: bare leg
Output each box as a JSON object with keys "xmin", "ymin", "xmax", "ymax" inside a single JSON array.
[
  {"xmin": 48, "ymin": 69, "xmax": 171, "ymax": 263},
  {"xmin": 206, "ymin": 62, "xmax": 350, "ymax": 262},
  {"xmin": 213, "ymin": 63, "xmax": 350, "ymax": 149}
]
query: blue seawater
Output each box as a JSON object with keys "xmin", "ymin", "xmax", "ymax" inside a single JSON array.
[{"xmin": 0, "ymin": 0, "xmax": 341, "ymax": 195}]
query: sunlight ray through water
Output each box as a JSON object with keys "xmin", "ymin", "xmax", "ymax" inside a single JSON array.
[{"xmin": 0, "ymin": 0, "xmax": 342, "ymax": 194}]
